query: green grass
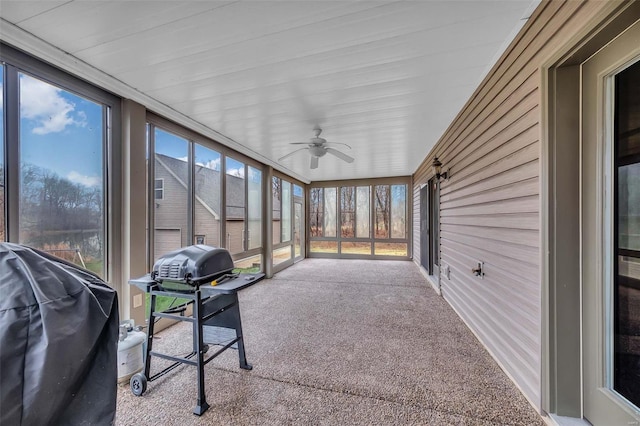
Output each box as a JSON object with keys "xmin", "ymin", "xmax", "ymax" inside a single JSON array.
[
  {"xmin": 145, "ymin": 294, "xmax": 190, "ymax": 317},
  {"xmin": 84, "ymin": 260, "xmax": 104, "ymax": 276},
  {"xmin": 233, "ymin": 266, "xmax": 261, "ymax": 274}
]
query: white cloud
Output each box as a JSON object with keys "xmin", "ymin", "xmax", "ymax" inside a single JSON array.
[
  {"xmin": 196, "ymin": 158, "xmax": 221, "ymax": 171},
  {"xmin": 227, "ymin": 167, "xmax": 245, "ymax": 178},
  {"xmin": 67, "ymin": 171, "xmax": 101, "ymax": 187},
  {"xmin": 20, "ymin": 75, "xmax": 87, "ymax": 135}
]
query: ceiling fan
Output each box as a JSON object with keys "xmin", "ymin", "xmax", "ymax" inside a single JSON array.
[{"xmin": 278, "ymin": 126, "xmax": 354, "ymax": 169}]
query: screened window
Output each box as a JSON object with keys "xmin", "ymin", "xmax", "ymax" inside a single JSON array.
[
  {"xmin": 356, "ymin": 186, "xmax": 370, "ymax": 238},
  {"xmin": 225, "ymin": 157, "xmax": 246, "ymax": 255},
  {"xmin": 324, "ymin": 187, "xmax": 337, "ymax": 238},
  {"xmin": 310, "ymin": 188, "xmax": 323, "ymax": 237},
  {"xmin": 309, "ymin": 180, "xmax": 409, "ymax": 258},
  {"xmin": 374, "ymin": 185, "xmax": 390, "ymax": 239},
  {"xmin": 148, "ymin": 120, "xmax": 264, "ymax": 272},
  {"xmin": 293, "ymin": 189, "xmax": 303, "ymax": 258},
  {"xmin": 341, "ymin": 186, "xmax": 355, "ymax": 238},
  {"xmin": 247, "ymin": 165, "xmax": 262, "ymax": 250},
  {"xmin": 282, "ymin": 180, "xmax": 292, "ymax": 242},
  {"xmin": 194, "ymin": 144, "xmax": 221, "ymax": 247},
  {"xmin": 391, "ymin": 184, "xmax": 407, "ymax": 239},
  {"xmin": 272, "ymin": 177, "xmax": 281, "ymax": 243},
  {"xmin": 153, "ymin": 128, "xmax": 189, "ymax": 260},
  {"xmin": 18, "ymin": 73, "xmax": 107, "ymax": 275},
  {"xmin": 1, "ymin": 45, "xmax": 120, "ymax": 281}
]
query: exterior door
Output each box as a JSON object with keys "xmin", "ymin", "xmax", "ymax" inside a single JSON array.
[
  {"xmin": 420, "ymin": 178, "xmax": 440, "ymax": 281},
  {"xmin": 428, "ymin": 177, "xmax": 440, "ymax": 279},
  {"xmin": 420, "ymin": 185, "xmax": 429, "ymax": 271},
  {"xmin": 582, "ymin": 19, "xmax": 640, "ymax": 425}
]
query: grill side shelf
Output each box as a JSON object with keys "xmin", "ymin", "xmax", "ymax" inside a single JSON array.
[{"xmin": 200, "ymin": 273, "xmax": 265, "ymax": 295}]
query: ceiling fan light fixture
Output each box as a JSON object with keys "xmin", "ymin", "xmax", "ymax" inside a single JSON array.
[{"xmin": 309, "ymin": 146, "xmax": 327, "ymax": 157}]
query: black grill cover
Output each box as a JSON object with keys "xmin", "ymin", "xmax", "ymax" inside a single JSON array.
[{"xmin": 0, "ymin": 243, "xmax": 119, "ymax": 426}]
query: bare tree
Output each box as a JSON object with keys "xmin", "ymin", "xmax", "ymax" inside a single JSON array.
[
  {"xmin": 340, "ymin": 186, "xmax": 355, "ymax": 237},
  {"xmin": 310, "ymin": 188, "xmax": 323, "ymax": 237},
  {"xmin": 272, "ymin": 176, "xmax": 281, "ymax": 201},
  {"xmin": 19, "ymin": 163, "xmax": 103, "ymax": 260},
  {"xmin": 375, "ymin": 185, "xmax": 390, "ymax": 238}
]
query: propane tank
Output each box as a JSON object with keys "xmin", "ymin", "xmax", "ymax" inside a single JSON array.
[{"xmin": 117, "ymin": 321, "xmax": 146, "ymax": 384}]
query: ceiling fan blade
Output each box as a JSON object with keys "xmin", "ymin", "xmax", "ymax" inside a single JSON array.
[
  {"xmin": 310, "ymin": 155, "xmax": 319, "ymax": 169},
  {"xmin": 325, "ymin": 147, "xmax": 354, "ymax": 163},
  {"xmin": 278, "ymin": 147, "xmax": 307, "ymax": 161},
  {"xmin": 326, "ymin": 141, "xmax": 352, "ymax": 149},
  {"xmin": 289, "ymin": 142, "xmax": 311, "ymax": 145}
]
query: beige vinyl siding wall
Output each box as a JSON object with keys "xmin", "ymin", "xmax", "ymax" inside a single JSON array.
[
  {"xmin": 226, "ymin": 221, "xmax": 245, "ymax": 255},
  {"xmin": 193, "ymin": 201, "xmax": 220, "ymax": 246},
  {"xmin": 154, "ymin": 166, "xmax": 188, "ymax": 254},
  {"xmin": 412, "ymin": 0, "xmax": 613, "ymax": 409}
]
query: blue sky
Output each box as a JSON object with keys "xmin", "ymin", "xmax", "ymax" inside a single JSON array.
[
  {"xmin": 155, "ymin": 127, "xmax": 249, "ymax": 178},
  {"xmin": 2, "ymin": 71, "xmax": 305, "ymax": 197},
  {"xmin": 19, "ymin": 73, "xmax": 104, "ymax": 187}
]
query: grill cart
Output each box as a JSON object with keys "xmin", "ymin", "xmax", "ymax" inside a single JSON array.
[{"xmin": 128, "ymin": 245, "xmax": 264, "ymax": 415}]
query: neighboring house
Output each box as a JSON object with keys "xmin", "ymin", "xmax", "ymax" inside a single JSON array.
[{"xmin": 155, "ymin": 154, "xmax": 280, "ymax": 257}]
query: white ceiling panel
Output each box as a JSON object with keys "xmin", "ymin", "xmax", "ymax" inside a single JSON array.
[
  {"xmin": 0, "ymin": 0, "xmax": 539, "ymax": 182},
  {"xmin": 0, "ymin": 1, "xmax": 67, "ymax": 24}
]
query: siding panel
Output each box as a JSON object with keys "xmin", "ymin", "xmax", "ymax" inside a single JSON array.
[
  {"xmin": 440, "ymin": 212, "xmax": 539, "ymax": 230},
  {"xmin": 412, "ymin": 0, "xmax": 614, "ymax": 409},
  {"xmin": 441, "ymin": 223, "xmax": 539, "ymax": 247},
  {"xmin": 441, "ymin": 173, "xmax": 539, "ymax": 207}
]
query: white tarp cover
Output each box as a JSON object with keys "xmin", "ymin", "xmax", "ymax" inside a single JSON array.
[{"xmin": 0, "ymin": 243, "xmax": 119, "ymax": 425}]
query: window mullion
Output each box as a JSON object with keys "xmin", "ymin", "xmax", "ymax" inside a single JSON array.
[
  {"xmin": 188, "ymin": 141, "xmax": 194, "ymax": 245},
  {"xmin": 5, "ymin": 64, "xmax": 20, "ymax": 242}
]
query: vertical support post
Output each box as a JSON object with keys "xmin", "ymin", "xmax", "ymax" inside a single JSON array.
[
  {"xmin": 192, "ymin": 289, "xmax": 210, "ymax": 416},
  {"xmin": 232, "ymin": 293, "xmax": 253, "ymax": 370},
  {"xmin": 143, "ymin": 292, "xmax": 157, "ymax": 379}
]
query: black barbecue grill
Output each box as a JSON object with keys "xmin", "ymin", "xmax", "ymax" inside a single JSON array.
[
  {"xmin": 129, "ymin": 245, "xmax": 264, "ymax": 416},
  {"xmin": 151, "ymin": 245, "xmax": 234, "ymax": 285}
]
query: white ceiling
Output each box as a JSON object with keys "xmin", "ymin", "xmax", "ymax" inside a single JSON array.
[{"xmin": 0, "ymin": 1, "xmax": 538, "ymax": 183}]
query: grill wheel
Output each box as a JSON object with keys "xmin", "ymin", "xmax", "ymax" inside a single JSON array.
[{"xmin": 130, "ymin": 372, "xmax": 147, "ymax": 396}]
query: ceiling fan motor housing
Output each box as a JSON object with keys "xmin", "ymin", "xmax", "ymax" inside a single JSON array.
[{"xmin": 309, "ymin": 146, "xmax": 327, "ymax": 157}]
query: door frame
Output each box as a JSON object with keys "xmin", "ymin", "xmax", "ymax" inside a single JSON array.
[
  {"xmin": 580, "ymin": 23, "xmax": 640, "ymax": 425},
  {"xmin": 420, "ymin": 177, "xmax": 441, "ymax": 292},
  {"xmin": 420, "ymin": 184, "xmax": 429, "ymax": 271},
  {"xmin": 294, "ymin": 199, "xmax": 304, "ymax": 262},
  {"xmin": 428, "ymin": 177, "xmax": 440, "ymax": 282},
  {"xmin": 543, "ymin": 2, "xmax": 640, "ymax": 421}
]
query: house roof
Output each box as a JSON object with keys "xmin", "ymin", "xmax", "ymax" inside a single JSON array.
[{"xmin": 156, "ymin": 153, "xmax": 281, "ymax": 220}]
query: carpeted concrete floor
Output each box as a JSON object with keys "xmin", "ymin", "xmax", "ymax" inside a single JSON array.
[{"xmin": 116, "ymin": 259, "xmax": 544, "ymax": 425}]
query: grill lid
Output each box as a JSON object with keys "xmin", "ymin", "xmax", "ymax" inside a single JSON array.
[{"xmin": 151, "ymin": 245, "xmax": 234, "ymax": 285}]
